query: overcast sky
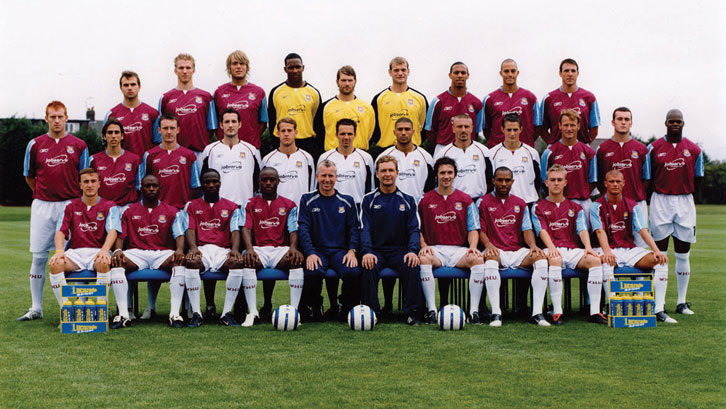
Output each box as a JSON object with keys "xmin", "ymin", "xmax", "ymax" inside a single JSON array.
[{"xmin": 2, "ymin": 0, "xmax": 724, "ymax": 159}]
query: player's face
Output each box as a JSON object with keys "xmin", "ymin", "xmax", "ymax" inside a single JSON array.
[
  {"xmin": 449, "ymin": 64, "xmax": 469, "ymax": 89},
  {"xmin": 79, "ymin": 173, "xmax": 100, "ymax": 198},
  {"xmin": 559, "ymin": 116, "xmax": 580, "ymax": 142},
  {"xmin": 394, "ymin": 122, "xmax": 414, "ymax": 145},
  {"xmin": 500, "ymin": 62, "xmax": 519, "ymax": 86},
  {"xmin": 612, "ymin": 111, "xmax": 632, "ymax": 135},
  {"xmin": 389, "ymin": 63, "xmax": 409, "ymax": 86},
  {"xmin": 493, "ymin": 171, "xmax": 514, "ymax": 196},
  {"xmin": 665, "ymin": 112, "xmax": 684, "ymax": 135},
  {"xmin": 336, "ymin": 124, "xmax": 356, "ymax": 149},
  {"xmin": 259, "ymin": 170, "xmax": 280, "ymax": 196},
  {"xmin": 604, "ymin": 174, "xmax": 624, "ymax": 197},
  {"xmin": 545, "ymin": 171, "xmax": 567, "ymax": 195},
  {"xmin": 316, "ymin": 165, "xmax": 337, "ymax": 193},
  {"xmin": 437, "ymin": 164, "xmax": 456, "ymax": 189},
  {"xmin": 104, "ymin": 124, "xmax": 123, "ymax": 149},
  {"xmin": 45, "ymin": 108, "xmax": 68, "ymax": 134},
  {"xmin": 559, "ymin": 63, "xmax": 579, "ymax": 87},
  {"xmin": 174, "ymin": 60, "xmax": 195, "ymax": 84},
  {"xmin": 376, "ymin": 161, "xmax": 398, "ymax": 188},
  {"xmin": 501, "ymin": 120, "xmax": 522, "ymax": 144},
  {"xmin": 120, "ymin": 77, "xmax": 140, "ymax": 99},
  {"xmin": 159, "ymin": 119, "xmax": 179, "ymax": 144},
  {"xmin": 230, "ymin": 60, "xmax": 248, "ymax": 81},
  {"xmin": 140, "ymin": 177, "xmax": 160, "ymax": 200},
  {"xmin": 452, "ymin": 118, "xmax": 473, "ymax": 143},
  {"xmin": 221, "ymin": 113, "xmax": 241, "ymax": 137},
  {"xmin": 336, "ymin": 73, "xmax": 356, "ymax": 96},
  {"xmin": 284, "ymin": 58, "xmax": 304, "ymax": 83},
  {"xmin": 278, "ymin": 122, "xmax": 298, "ymax": 147},
  {"xmin": 201, "ymin": 173, "xmax": 221, "ymax": 196}
]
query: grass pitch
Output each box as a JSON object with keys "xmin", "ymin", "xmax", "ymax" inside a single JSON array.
[{"xmin": 1, "ymin": 206, "xmax": 724, "ymax": 408}]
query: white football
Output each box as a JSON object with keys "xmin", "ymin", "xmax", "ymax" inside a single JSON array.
[
  {"xmin": 438, "ymin": 304, "xmax": 465, "ymax": 330},
  {"xmin": 347, "ymin": 304, "xmax": 377, "ymax": 331},
  {"xmin": 272, "ymin": 305, "xmax": 300, "ymax": 331}
]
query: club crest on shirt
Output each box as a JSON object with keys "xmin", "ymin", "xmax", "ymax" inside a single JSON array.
[
  {"xmin": 399, "ymin": 204, "xmax": 406, "ymax": 211},
  {"xmin": 521, "ymin": 98, "xmax": 528, "ymax": 105},
  {"xmin": 412, "ymin": 160, "xmax": 420, "ymax": 167},
  {"xmin": 66, "ymin": 146, "xmax": 75, "ymax": 154},
  {"xmin": 141, "ymin": 113, "xmax": 149, "ymax": 121},
  {"xmin": 195, "ymin": 96, "xmax": 203, "ymax": 104},
  {"xmin": 158, "ymin": 214, "xmax": 167, "ymax": 223},
  {"xmin": 407, "ymin": 99, "xmax": 414, "ymax": 106},
  {"xmin": 240, "ymin": 152, "xmax": 246, "ymax": 158},
  {"xmin": 338, "ymin": 206, "xmax": 345, "ymax": 214},
  {"xmin": 357, "ymin": 106, "xmax": 365, "ymax": 113},
  {"xmin": 631, "ymin": 151, "xmax": 639, "ymax": 159},
  {"xmin": 514, "ymin": 205, "xmax": 521, "ymax": 213},
  {"xmin": 579, "ymin": 152, "xmax": 586, "ymax": 160},
  {"xmin": 683, "ymin": 149, "xmax": 691, "ymax": 157},
  {"xmin": 125, "ymin": 163, "xmax": 133, "ymax": 171},
  {"xmin": 568, "ymin": 209, "xmax": 575, "ymax": 217},
  {"xmin": 96, "ymin": 212, "xmax": 105, "ymax": 221},
  {"xmin": 455, "ymin": 202, "xmax": 463, "ymax": 211},
  {"xmin": 278, "ymin": 208, "xmax": 286, "ymax": 216},
  {"xmin": 473, "ymin": 155, "xmax": 479, "ymax": 161},
  {"xmin": 249, "ymin": 93, "xmax": 256, "ymax": 100},
  {"xmin": 304, "ymin": 94, "xmax": 312, "ymax": 102},
  {"xmin": 579, "ymin": 99, "xmax": 586, "ymax": 107},
  {"xmin": 354, "ymin": 162, "xmax": 360, "ymax": 168},
  {"xmin": 221, "ymin": 209, "xmax": 229, "ymax": 218},
  {"xmin": 179, "ymin": 157, "xmax": 187, "ymax": 164},
  {"xmin": 468, "ymin": 105, "xmax": 475, "ymax": 113},
  {"xmin": 521, "ymin": 156, "xmax": 528, "ymax": 163},
  {"xmin": 296, "ymin": 161, "xmax": 302, "ymax": 167}
]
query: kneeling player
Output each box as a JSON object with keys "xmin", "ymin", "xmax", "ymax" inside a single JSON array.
[
  {"xmin": 110, "ymin": 175, "xmax": 185, "ymax": 328},
  {"xmin": 241, "ymin": 167, "xmax": 304, "ymax": 326},
  {"xmin": 591, "ymin": 170, "xmax": 672, "ymax": 323},
  {"xmin": 418, "ymin": 157, "xmax": 487, "ymax": 325},
  {"xmin": 183, "ymin": 169, "xmax": 244, "ymax": 327},
  {"xmin": 478, "ymin": 167, "xmax": 549, "ymax": 326},
  {"xmin": 532, "ymin": 164, "xmax": 606, "ymax": 325}
]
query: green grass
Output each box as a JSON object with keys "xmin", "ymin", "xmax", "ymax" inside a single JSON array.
[{"xmin": 1, "ymin": 206, "xmax": 724, "ymax": 408}]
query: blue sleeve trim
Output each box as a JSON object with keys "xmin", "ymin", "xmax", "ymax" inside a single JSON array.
[
  {"xmin": 590, "ymin": 202, "xmax": 603, "ymax": 231},
  {"xmin": 531, "ymin": 203, "xmax": 542, "ymax": 235},
  {"xmin": 23, "ymin": 139, "xmax": 35, "ymax": 176},
  {"xmin": 632, "ymin": 203, "xmax": 645, "ymax": 232},
  {"xmin": 589, "ymin": 100, "xmax": 601, "ymax": 128},
  {"xmin": 259, "ymin": 97, "xmax": 269, "ymax": 123},
  {"xmin": 230, "ymin": 208, "xmax": 242, "ymax": 233},
  {"xmin": 695, "ymin": 151, "xmax": 704, "ymax": 177},
  {"xmin": 480, "ymin": 95, "xmax": 489, "ymax": 130},
  {"xmin": 466, "ymin": 202, "xmax": 480, "ymax": 231},
  {"xmin": 475, "ymin": 108, "xmax": 483, "ymax": 134},
  {"xmin": 207, "ymin": 100, "xmax": 218, "ymax": 130},
  {"xmin": 79, "ymin": 148, "xmax": 90, "ymax": 171},
  {"xmin": 190, "ymin": 160, "xmax": 201, "ymax": 188},
  {"xmin": 588, "ymin": 154, "xmax": 597, "ymax": 183},
  {"xmin": 575, "ymin": 208, "xmax": 587, "ymax": 233},
  {"xmin": 424, "ymin": 97, "xmax": 439, "ymax": 131},
  {"xmin": 534, "ymin": 95, "xmax": 546, "ymax": 126},
  {"xmin": 172, "ymin": 211, "xmax": 186, "ymax": 238},
  {"xmin": 540, "ymin": 149, "xmax": 551, "ymax": 183},
  {"xmin": 521, "ymin": 205, "xmax": 533, "ymax": 231},
  {"xmin": 287, "ymin": 206, "xmax": 298, "ymax": 232}
]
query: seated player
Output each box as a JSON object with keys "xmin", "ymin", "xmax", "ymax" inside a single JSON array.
[
  {"xmin": 532, "ymin": 164, "xmax": 606, "ymax": 325},
  {"xmin": 591, "ymin": 170, "xmax": 672, "ymax": 323},
  {"xmin": 48, "ymin": 168, "xmax": 120, "ymax": 320},
  {"xmin": 109, "ymin": 174, "xmax": 185, "ymax": 328},
  {"xmin": 297, "ymin": 160, "xmax": 360, "ymax": 322},
  {"xmin": 360, "ymin": 155, "xmax": 423, "ymax": 325},
  {"xmin": 477, "ymin": 167, "xmax": 550, "ymax": 326},
  {"xmin": 241, "ymin": 167, "xmax": 304, "ymax": 326},
  {"xmin": 418, "ymin": 157, "xmax": 486, "ymax": 325},
  {"xmin": 183, "ymin": 169, "xmax": 244, "ymax": 327}
]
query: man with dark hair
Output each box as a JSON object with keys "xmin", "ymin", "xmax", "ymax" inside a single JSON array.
[
  {"xmin": 106, "ymin": 71, "xmax": 159, "ymax": 156},
  {"xmin": 90, "ymin": 118, "xmax": 142, "ymax": 210}
]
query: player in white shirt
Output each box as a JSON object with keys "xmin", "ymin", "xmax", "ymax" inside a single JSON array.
[
  {"xmin": 377, "ymin": 117, "xmax": 435, "ymax": 203},
  {"xmin": 262, "ymin": 117, "xmax": 316, "ymax": 206},
  {"xmin": 433, "ymin": 115, "xmax": 493, "ymax": 201},
  {"xmin": 319, "ymin": 118, "xmax": 374, "ymax": 205}
]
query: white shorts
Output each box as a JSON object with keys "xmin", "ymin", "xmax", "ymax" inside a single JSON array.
[
  {"xmin": 649, "ymin": 192, "xmax": 696, "ymax": 243},
  {"xmin": 571, "ymin": 198, "xmax": 592, "ymax": 228},
  {"xmin": 65, "ymin": 248, "xmax": 106, "ymax": 271},
  {"xmin": 430, "ymin": 245, "xmax": 468, "ymax": 268},
  {"xmin": 30, "ymin": 199, "xmax": 70, "ymax": 253},
  {"xmin": 249, "ymin": 246, "xmax": 289, "ymax": 269},
  {"xmin": 123, "ymin": 248, "xmax": 174, "ymax": 270},
  {"xmin": 545, "ymin": 247, "xmax": 585, "ymax": 270},
  {"xmin": 199, "ymin": 244, "xmax": 231, "ymax": 272},
  {"xmin": 497, "ymin": 248, "xmax": 530, "ymax": 269},
  {"xmin": 595, "ymin": 247, "xmax": 651, "ymax": 268},
  {"xmin": 633, "ymin": 200, "xmax": 648, "ymax": 248}
]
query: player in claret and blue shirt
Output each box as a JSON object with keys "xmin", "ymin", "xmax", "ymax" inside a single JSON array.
[
  {"xmin": 297, "ymin": 160, "xmax": 360, "ymax": 322},
  {"xmin": 646, "ymin": 109, "xmax": 703, "ymax": 317},
  {"xmin": 105, "ymin": 71, "xmax": 159, "ymax": 157},
  {"xmin": 90, "ymin": 118, "xmax": 142, "ymax": 210}
]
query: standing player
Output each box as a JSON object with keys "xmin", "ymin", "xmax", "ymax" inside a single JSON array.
[
  {"xmin": 418, "ymin": 157, "xmax": 487, "ymax": 325},
  {"xmin": 371, "ymin": 56, "xmax": 428, "ymax": 149},
  {"xmin": 591, "ymin": 170, "xmax": 673, "ymax": 323},
  {"xmin": 536, "ymin": 58, "xmax": 600, "ymax": 145},
  {"xmin": 647, "ymin": 109, "xmax": 703, "ymax": 315},
  {"xmin": 434, "ymin": 115, "xmax": 493, "ymax": 202},
  {"xmin": 109, "ymin": 175, "xmax": 185, "ymax": 328},
  {"xmin": 541, "ymin": 110, "xmax": 596, "ymax": 223},
  {"xmin": 360, "ymin": 156, "xmax": 423, "ymax": 325},
  {"xmin": 158, "ymin": 53, "xmax": 217, "ymax": 159},
  {"xmin": 241, "ymin": 167, "xmax": 305, "ymax": 325},
  {"xmin": 18, "ymin": 101, "xmax": 90, "ymax": 321},
  {"xmin": 297, "ymin": 160, "xmax": 360, "ymax": 322},
  {"xmin": 424, "ymin": 62, "xmax": 483, "ymax": 156},
  {"xmin": 183, "ymin": 169, "xmax": 244, "ymax": 327},
  {"xmin": 105, "ymin": 71, "xmax": 159, "ymax": 157},
  {"xmin": 482, "ymin": 59, "xmax": 538, "ymax": 148},
  {"xmin": 262, "ymin": 117, "xmax": 315, "ymax": 206},
  {"xmin": 48, "ymin": 169, "xmax": 120, "ymax": 318},
  {"xmin": 268, "ymin": 53, "xmax": 322, "ymax": 158},
  {"xmin": 213, "ymin": 50, "xmax": 268, "ymax": 149},
  {"xmin": 532, "ymin": 165, "xmax": 607, "ymax": 325},
  {"xmin": 314, "ymin": 65, "xmax": 375, "ymax": 152},
  {"xmin": 478, "ymin": 167, "xmax": 550, "ymax": 326},
  {"xmin": 90, "ymin": 118, "xmax": 142, "ymax": 209},
  {"xmin": 319, "ymin": 119, "xmax": 375, "ymax": 205}
]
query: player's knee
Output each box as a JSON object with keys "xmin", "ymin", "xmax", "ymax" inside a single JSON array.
[
  {"xmin": 583, "ymin": 255, "xmax": 601, "ymax": 268},
  {"xmin": 549, "ymin": 256, "xmax": 563, "ymax": 266},
  {"xmin": 419, "ymin": 254, "xmax": 435, "ymax": 265}
]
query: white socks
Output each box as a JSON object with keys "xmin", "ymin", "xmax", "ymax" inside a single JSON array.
[
  {"xmin": 185, "ymin": 268, "xmax": 202, "ymax": 315},
  {"xmin": 243, "ymin": 268, "xmax": 258, "ymax": 316},
  {"xmin": 96, "ymin": 271, "xmax": 110, "ymax": 304},
  {"xmin": 653, "ymin": 264, "xmax": 669, "ymax": 313},
  {"xmin": 420, "ymin": 265, "xmax": 436, "ymax": 312},
  {"xmin": 483, "ymin": 260, "xmax": 501, "ymax": 315},
  {"xmin": 587, "ymin": 266, "xmax": 603, "ymax": 315},
  {"xmin": 49, "ymin": 272, "xmax": 67, "ymax": 306},
  {"xmin": 30, "ymin": 252, "xmax": 48, "ymax": 312},
  {"xmin": 110, "ymin": 268, "xmax": 129, "ymax": 319},
  {"xmin": 531, "ymin": 259, "xmax": 548, "ymax": 316},
  {"xmin": 222, "ymin": 269, "xmax": 243, "ymax": 315},
  {"xmin": 675, "ymin": 252, "xmax": 690, "ymax": 304},
  {"xmin": 169, "ymin": 266, "xmax": 186, "ymax": 317},
  {"xmin": 601, "ymin": 264, "xmax": 614, "ymax": 301},
  {"xmin": 548, "ymin": 266, "xmax": 563, "ymax": 315},
  {"xmin": 468, "ymin": 265, "xmax": 485, "ymax": 315},
  {"xmin": 289, "ymin": 268, "xmax": 304, "ymax": 309}
]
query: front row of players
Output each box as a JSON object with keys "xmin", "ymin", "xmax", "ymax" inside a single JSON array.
[{"xmin": 45, "ymin": 156, "xmax": 675, "ymax": 329}]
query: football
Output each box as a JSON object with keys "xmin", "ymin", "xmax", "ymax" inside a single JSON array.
[
  {"xmin": 347, "ymin": 304, "xmax": 377, "ymax": 331},
  {"xmin": 438, "ymin": 304, "xmax": 465, "ymax": 331},
  {"xmin": 272, "ymin": 305, "xmax": 300, "ymax": 331}
]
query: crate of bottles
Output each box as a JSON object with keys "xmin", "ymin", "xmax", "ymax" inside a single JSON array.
[
  {"xmin": 59, "ymin": 283, "xmax": 108, "ymax": 334},
  {"xmin": 608, "ymin": 273, "xmax": 656, "ymax": 328}
]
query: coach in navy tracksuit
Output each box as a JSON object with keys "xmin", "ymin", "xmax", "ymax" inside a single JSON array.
[
  {"xmin": 360, "ymin": 155, "xmax": 423, "ymax": 325},
  {"xmin": 298, "ymin": 159, "xmax": 360, "ymax": 322}
]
